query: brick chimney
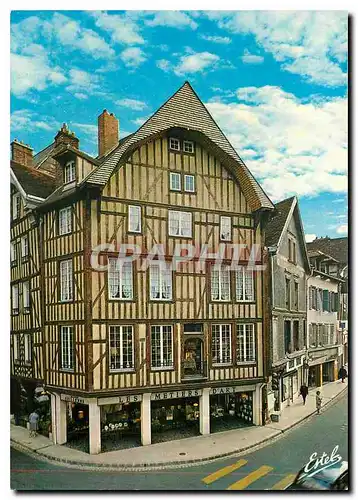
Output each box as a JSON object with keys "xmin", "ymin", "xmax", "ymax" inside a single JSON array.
[
  {"xmin": 11, "ymin": 139, "xmax": 33, "ymax": 167},
  {"xmin": 98, "ymin": 110, "xmax": 119, "ymax": 157},
  {"xmin": 54, "ymin": 123, "xmax": 79, "ymax": 149}
]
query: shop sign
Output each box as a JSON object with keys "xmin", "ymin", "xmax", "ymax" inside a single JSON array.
[
  {"xmin": 60, "ymin": 394, "xmax": 87, "ymax": 404},
  {"xmin": 98, "ymin": 395, "xmax": 142, "ymax": 405},
  {"xmin": 151, "ymin": 389, "xmax": 202, "ymax": 400},
  {"xmin": 210, "ymin": 387, "xmax": 235, "ymax": 395}
]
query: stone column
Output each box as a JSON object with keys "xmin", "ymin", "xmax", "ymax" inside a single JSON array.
[
  {"xmin": 199, "ymin": 388, "xmax": 210, "ymax": 435},
  {"xmin": 89, "ymin": 401, "xmax": 101, "ymax": 455},
  {"xmin": 253, "ymin": 385, "xmax": 262, "ymax": 425},
  {"xmin": 51, "ymin": 393, "xmax": 67, "ymax": 445},
  {"xmin": 141, "ymin": 393, "xmax": 151, "ymax": 446}
]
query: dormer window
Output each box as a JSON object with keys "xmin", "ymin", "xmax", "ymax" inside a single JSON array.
[
  {"xmin": 169, "ymin": 137, "xmax": 180, "ymax": 151},
  {"xmin": 64, "ymin": 161, "xmax": 76, "ymax": 184},
  {"xmin": 183, "ymin": 140, "xmax": 194, "ymax": 154}
]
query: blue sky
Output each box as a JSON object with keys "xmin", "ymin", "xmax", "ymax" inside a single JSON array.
[{"xmin": 10, "ymin": 10, "xmax": 348, "ymax": 239}]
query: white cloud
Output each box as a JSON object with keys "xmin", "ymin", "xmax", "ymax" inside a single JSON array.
[
  {"xmin": 116, "ymin": 98, "xmax": 147, "ymax": 111},
  {"xmin": 73, "ymin": 92, "xmax": 88, "ymax": 100},
  {"xmin": 156, "ymin": 59, "xmax": 171, "ymax": 72},
  {"xmin": 241, "ymin": 49, "xmax": 264, "ymax": 64},
  {"xmin": 120, "ymin": 47, "xmax": 146, "ymax": 68},
  {"xmin": 11, "ymin": 109, "xmax": 58, "ymax": 132},
  {"xmin": 305, "ymin": 234, "xmax": 317, "ymax": 243},
  {"xmin": 93, "ymin": 12, "xmax": 144, "ymax": 45},
  {"xmin": 145, "ymin": 11, "xmax": 198, "ymax": 30},
  {"xmin": 336, "ymin": 224, "xmax": 348, "ymax": 234},
  {"xmin": 205, "ymin": 85, "xmax": 347, "ymax": 200},
  {"xmin": 132, "ymin": 116, "xmax": 149, "ymax": 127},
  {"xmin": 174, "ymin": 51, "xmax": 219, "ymax": 75},
  {"xmin": 211, "ymin": 11, "xmax": 347, "ymax": 86},
  {"xmin": 200, "ymin": 34, "xmax": 231, "ymax": 44}
]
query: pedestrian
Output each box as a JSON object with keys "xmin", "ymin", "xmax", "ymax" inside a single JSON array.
[
  {"xmin": 338, "ymin": 366, "xmax": 347, "ymax": 383},
  {"xmin": 316, "ymin": 391, "xmax": 322, "ymax": 415},
  {"xmin": 300, "ymin": 383, "xmax": 309, "ymax": 405},
  {"xmin": 28, "ymin": 410, "xmax": 39, "ymax": 438}
]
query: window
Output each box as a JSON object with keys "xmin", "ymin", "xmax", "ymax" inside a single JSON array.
[
  {"xmin": 309, "ymin": 286, "xmax": 313, "ymax": 309},
  {"xmin": 293, "ymin": 321, "xmax": 299, "ymax": 350},
  {"xmin": 211, "ymin": 324, "xmax": 232, "ymax": 365},
  {"xmin": 151, "ymin": 325, "xmax": 173, "ymax": 369},
  {"xmin": 12, "ymin": 193, "xmax": 20, "ymax": 220},
  {"xmin": 309, "ymin": 324, "xmax": 315, "ymax": 347},
  {"xmin": 13, "ymin": 334, "xmax": 20, "ymax": 361},
  {"xmin": 23, "ymin": 281, "xmax": 30, "ymax": 312},
  {"xmin": 10, "ymin": 242, "xmax": 17, "ymax": 266},
  {"xmin": 24, "ymin": 334, "xmax": 32, "ymax": 364},
  {"xmin": 284, "ymin": 320, "xmax": 292, "ymax": 353},
  {"xmin": 236, "ymin": 267, "xmax": 254, "ymax": 301},
  {"xmin": 317, "ymin": 289, "xmax": 323, "ymax": 311},
  {"xmin": 12, "ymin": 284, "xmax": 19, "ymax": 315},
  {"xmin": 294, "ymin": 282, "xmax": 299, "ymax": 310},
  {"xmin": 59, "ymin": 207, "xmax": 72, "ymax": 235},
  {"xmin": 184, "ymin": 174, "xmax": 195, "ymax": 192},
  {"xmin": 60, "ymin": 326, "xmax": 74, "ymax": 370},
  {"xmin": 169, "ymin": 137, "xmax": 180, "ymax": 151},
  {"xmin": 170, "ymin": 172, "xmax": 181, "ymax": 191},
  {"xmin": 237, "ymin": 324, "xmax": 255, "ymax": 363},
  {"xmin": 149, "ymin": 263, "xmax": 172, "ymax": 300},
  {"xmin": 220, "ymin": 216, "xmax": 232, "ymax": 241},
  {"xmin": 183, "ymin": 140, "xmax": 194, "ymax": 153},
  {"xmin": 285, "ymin": 278, "xmax": 291, "ymax": 309},
  {"xmin": 168, "ymin": 210, "xmax": 192, "ymax": 237},
  {"xmin": 322, "ymin": 324, "xmax": 329, "ymax": 345},
  {"xmin": 128, "ymin": 205, "xmax": 141, "ymax": 233},
  {"xmin": 211, "ymin": 265, "xmax": 231, "ymax": 301},
  {"xmin": 60, "ymin": 259, "xmax": 73, "ymax": 302},
  {"xmin": 21, "ymin": 236, "xmax": 29, "ymax": 261},
  {"xmin": 288, "ymin": 238, "xmax": 297, "ymax": 264},
  {"xmin": 64, "ymin": 161, "xmax": 76, "ymax": 184},
  {"xmin": 322, "ymin": 289, "xmax": 330, "ymax": 311},
  {"xmin": 108, "ymin": 258, "xmax": 133, "ymax": 300},
  {"xmin": 109, "ymin": 326, "xmax": 134, "ymax": 371}
]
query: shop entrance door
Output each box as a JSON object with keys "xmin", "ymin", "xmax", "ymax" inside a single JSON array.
[{"xmin": 182, "ymin": 337, "xmax": 205, "ymax": 379}]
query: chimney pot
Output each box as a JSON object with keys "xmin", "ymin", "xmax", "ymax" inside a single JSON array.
[{"xmin": 98, "ymin": 109, "xmax": 119, "ymax": 157}]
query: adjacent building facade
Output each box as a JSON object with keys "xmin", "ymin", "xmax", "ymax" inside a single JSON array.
[{"xmin": 10, "ymin": 82, "xmax": 275, "ymax": 454}]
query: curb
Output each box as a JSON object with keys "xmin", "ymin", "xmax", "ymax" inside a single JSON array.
[{"xmin": 11, "ymin": 386, "xmax": 348, "ymax": 472}]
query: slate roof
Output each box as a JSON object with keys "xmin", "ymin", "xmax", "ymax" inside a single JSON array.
[
  {"xmin": 306, "ymin": 237, "xmax": 348, "ymax": 266},
  {"xmin": 52, "ymin": 144, "xmax": 100, "ymax": 165},
  {"xmin": 265, "ymin": 196, "xmax": 295, "ymax": 247},
  {"xmin": 11, "ymin": 161, "xmax": 57, "ymax": 199},
  {"xmin": 33, "ymin": 142, "xmax": 56, "ymax": 168},
  {"xmin": 85, "ymin": 82, "xmax": 274, "ymax": 212}
]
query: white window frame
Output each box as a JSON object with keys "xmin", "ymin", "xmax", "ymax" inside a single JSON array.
[
  {"xmin": 211, "ymin": 265, "xmax": 231, "ymax": 301},
  {"xmin": 169, "ymin": 137, "xmax": 180, "ymax": 151},
  {"xmin": 12, "ymin": 284, "xmax": 19, "ymax": 314},
  {"xmin": 12, "ymin": 193, "xmax": 20, "ymax": 220},
  {"xmin": 236, "ymin": 267, "xmax": 254, "ymax": 302},
  {"xmin": 24, "ymin": 334, "xmax": 32, "ymax": 364},
  {"xmin": 183, "ymin": 140, "xmax": 194, "ymax": 154},
  {"xmin": 60, "ymin": 259, "xmax": 73, "ymax": 302},
  {"xmin": 168, "ymin": 210, "xmax": 192, "ymax": 238},
  {"xmin": 170, "ymin": 172, "xmax": 181, "ymax": 191},
  {"xmin": 151, "ymin": 325, "xmax": 173, "ymax": 369},
  {"xmin": 237, "ymin": 324, "xmax": 256, "ymax": 363},
  {"xmin": 64, "ymin": 161, "xmax": 76, "ymax": 184},
  {"xmin": 23, "ymin": 281, "xmax": 30, "ymax": 312},
  {"xmin": 184, "ymin": 174, "xmax": 195, "ymax": 193},
  {"xmin": 128, "ymin": 205, "xmax": 142, "ymax": 233},
  {"xmin": 60, "ymin": 326, "xmax": 74, "ymax": 371},
  {"xmin": 13, "ymin": 334, "xmax": 20, "ymax": 361},
  {"xmin": 11, "ymin": 241, "xmax": 17, "ymax": 265},
  {"xmin": 21, "ymin": 235, "xmax": 29, "ymax": 260},
  {"xmin": 109, "ymin": 325, "xmax": 135, "ymax": 372},
  {"xmin": 149, "ymin": 263, "xmax": 173, "ymax": 301},
  {"xmin": 220, "ymin": 216, "xmax": 232, "ymax": 241},
  {"xmin": 211, "ymin": 324, "xmax": 232, "ymax": 365},
  {"xmin": 59, "ymin": 207, "xmax": 72, "ymax": 235},
  {"xmin": 108, "ymin": 258, "xmax": 133, "ymax": 300}
]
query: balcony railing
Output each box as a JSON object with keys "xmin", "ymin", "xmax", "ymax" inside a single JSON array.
[{"xmin": 181, "ymin": 360, "xmax": 207, "ymax": 380}]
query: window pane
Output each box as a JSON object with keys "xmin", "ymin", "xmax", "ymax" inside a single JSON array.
[
  {"xmin": 60, "ymin": 260, "xmax": 73, "ymax": 301},
  {"xmin": 181, "ymin": 212, "xmax": 192, "ymax": 237},
  {"xmin": 221, "ymin": 266, "xmax": 230, "ymax": 300},
  {"xmin": 108, "ymin": 258, "xmax": 133, "ymax": 300},
  {"xmin": 61, "ymin": 326, "xmax": 73, "ymax": 370},
  {"xmin": 59, "ymin": 207, "xmax": 72, "ymax": 235},
  {"xmin": 183, "ymin": 141, "xmax": 194, "ymax": 153},
  {"xmin": 184, "ymin": 175, "xmax": 195, "ymax": 192},
  {"xmin": 170, "ymin": 173, "xmax": 181, "ymax": 191},
  {"xmin": 169, "ymin": 211, "xmax": 180, "ymax": 236},
  {"xmin": 212, "ymin": 324, "xmax": 231, "ymax": 364},
  {"xmin": 169, "ymin": 138, "xmax": 180, "ymax": 151},
  {"xmin": 151, "ymin": 326, "xmax": 161, "ymax": 368},
  {"xmin": 220, "ymin": 216, "xmax": 231, "ymax": 241},
  {"xmin": 128, "ymin": 205, "xmax": 141, "ymax": 232}
]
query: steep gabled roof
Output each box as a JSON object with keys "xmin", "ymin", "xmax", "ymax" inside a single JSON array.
[
  {"xmin": 33, "ymin": 142, "xmax": 56, "ymax": 168},
  {"xmin": 11, "ymin": 161, "xmax": 57, "ymax": 199},
  {"xmin": 307, "ymin": 237, "xmax": 348, "ymax": 266},
  {"xmin": 85, "ymin": 81, "xmax": 274, "ymax": 212}
]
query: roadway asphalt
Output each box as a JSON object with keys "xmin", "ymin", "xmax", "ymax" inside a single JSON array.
[{"xmin": 11, "ymin": 392, "xmax": 348, "ymax": 491}]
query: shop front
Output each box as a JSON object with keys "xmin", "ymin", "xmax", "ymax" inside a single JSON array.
[
  {"xmin": 150, "ymin": 390, "xmax": 201, "ymax": 443},
  {"xmin": 61, "ymin": 395, "xmax": 90, "ymax": 453},
  {"xmin": 281, "ymin": 370, "xmax": 299, "ymax": 404},
  {"xmin": 210, "ymin": 387, "xmax": 254, "ymax": 433}
]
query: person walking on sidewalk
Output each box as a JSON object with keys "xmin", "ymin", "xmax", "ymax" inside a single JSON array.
[
  {"xmin": 28, "ymin": 410, "xmax": 39, "ymax": 438},
  {"xmin": 316, "ymin": 391, "xmax": 322, "ymax": 415},
  {"xmin": 300, "ymin": 383, "xmax": 309, "ymax": 405},
  {"xmin": 338, "ymin": 366, "xmax": 347, "ymax": 383}
]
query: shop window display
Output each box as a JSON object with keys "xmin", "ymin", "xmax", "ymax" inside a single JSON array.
[
  {"xmin": 151, "ymin": 397, "xmax": 200, "ymax": 442},
  {"xmin": 210, "ymin": 392, "xmax": 254, "ymax": 432}
]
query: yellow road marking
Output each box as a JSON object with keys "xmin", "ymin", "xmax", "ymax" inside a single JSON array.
[
  {"xmin": 202, "ymin": 459, "xmax": 248, "ymax": 485},
  {"xmin": 270, "ymin": 474, "xmax": 297, "ymax": 490},
  {"xmin": 227, "ymin": 465, "xmax": 274, "ymax": 490}
]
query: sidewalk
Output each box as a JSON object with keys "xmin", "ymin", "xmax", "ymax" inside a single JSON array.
[{"xmin": 11, "ymin": 380, "xmax": 348, "ymax": 471}]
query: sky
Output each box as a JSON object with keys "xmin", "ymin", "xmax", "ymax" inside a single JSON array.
[{"xmin": 10, "ymin": 10, "xmax": 348, "ymax": 240}]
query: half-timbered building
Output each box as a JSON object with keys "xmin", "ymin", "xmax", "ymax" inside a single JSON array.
[{"xmin": 10, "ymin": 82, "xmax": 275, "ymax": 454}]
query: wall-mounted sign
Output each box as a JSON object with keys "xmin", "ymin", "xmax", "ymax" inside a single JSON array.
[
  {"xmin": 60, "ymin": 394, "xmax": 87, "ymax": 404},
  {"xmin": 210, "ymin": 387, "xmax": 235, "ymax": 395},
  {"xmin": 98, "ymin": 394, "xmax": 142, "ymax": 406},
  {"xmin": 151, "ymin": 389, "xmax": 202, "ymax": 401}
]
